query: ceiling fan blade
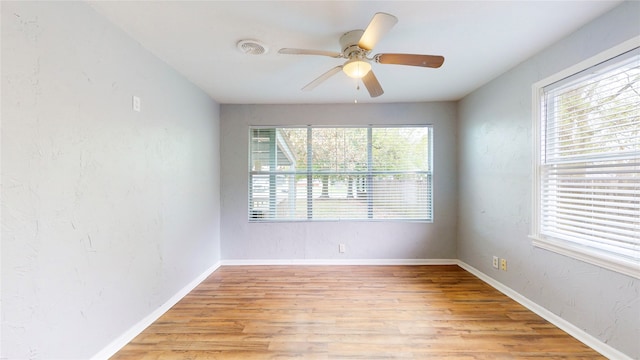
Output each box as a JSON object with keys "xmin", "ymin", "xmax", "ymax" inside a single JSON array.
[
  {"xmin": 362, "ymin": 70, "xmax": 384, "ymax": 98},
  {"xmin": 376, "ymin": 53, "xmax": 445, "ymax": 68},
  {"xmin": 302, "ymin": 66, "xmax": 343, "ymax": 91},
  {"xmin": 278, "ymin": 48, "xmax": 343, "ymax": 58},
  {"xmin": 358, "ymin": 12, "xmax": 398, "ymax": 51}
]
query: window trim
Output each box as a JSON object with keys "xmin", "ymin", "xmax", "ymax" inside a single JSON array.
[
  {"xmin": 248, "ymin": 125, "xmax": 434, "ymax": 223},
  {"xmin": 530, "ymin": 36, "xmax": 640, "ymax": 279}
]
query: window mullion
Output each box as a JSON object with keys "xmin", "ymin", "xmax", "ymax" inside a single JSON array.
[
  {"xmin": 268, "ymin": 130, "xmax": 277, "ymax": 218},
  {"xmin": 367, "ymin": 127, "xmax": 373, "ymax": 219},
  {"xmin": 307, "ymin": 127, "xmax": 313, "ymax": 220}
]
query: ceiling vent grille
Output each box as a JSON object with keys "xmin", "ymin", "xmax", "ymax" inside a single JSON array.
[{"xmin": 237, "ymin": 39, "xmax": 268, "ymax": 55}]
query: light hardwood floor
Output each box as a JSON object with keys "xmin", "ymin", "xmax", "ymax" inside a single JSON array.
[{"xmin": 111, "ymin": 265, "xmax": 604, "ymax": 359}]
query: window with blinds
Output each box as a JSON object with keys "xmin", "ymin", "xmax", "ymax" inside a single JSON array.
[
  {"xmin": 532, "ymin": 42, "xmax": 639, "ymax": 279},
  {"xmin": 249, "ymin": 126, "xmax": 432, "ymax": 222}
]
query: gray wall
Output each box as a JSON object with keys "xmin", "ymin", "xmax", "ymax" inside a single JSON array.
[
  {"xmin": 220, "ymin": 103, "xmax": 457, "ymax": 261},
  {"xmin": 1, "ymin": 2, "xmax": 221, "ymax": 359},
  {"xmin": 457, "ymin": 2, "xmax": 640, "ymax": 358}
]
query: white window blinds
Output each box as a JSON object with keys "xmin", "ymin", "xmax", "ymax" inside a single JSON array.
[
  {"xmin": 534, "ymin": 45, "xmax": 640, "ymax": 278},
  {"xmin": 249, "ymin": 126, "xmax": 432, "ymax": 222}
]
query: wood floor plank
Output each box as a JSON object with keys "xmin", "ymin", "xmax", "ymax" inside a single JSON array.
[{"xmin": 111, "ymin": 265, "xmax": 604, "ymax": 359}]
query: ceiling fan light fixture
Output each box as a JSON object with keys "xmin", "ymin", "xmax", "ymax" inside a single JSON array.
[{"xmin": 343, "ymin": 59, "xmax": 371, "ymax": 78}]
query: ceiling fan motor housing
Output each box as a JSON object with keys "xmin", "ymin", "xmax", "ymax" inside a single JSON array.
[{"xmin": 340, "ymin": 30, "xmax": 367, "ymax": 58}]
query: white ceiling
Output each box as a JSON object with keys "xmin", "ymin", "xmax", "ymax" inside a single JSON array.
[{"xmin": 88, "ymin": 1, "xmax": 621, "ymax": 104}]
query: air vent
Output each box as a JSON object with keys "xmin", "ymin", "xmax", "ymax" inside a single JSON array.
[{"xmin": 237, "ymin": 39, "xmax": 268, "ymax": 55}]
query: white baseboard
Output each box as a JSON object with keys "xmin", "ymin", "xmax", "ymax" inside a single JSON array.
[
  {"xmin": 456, "ymin": 261, "xmax": 632, "ymax": 360},
  {"xmin": 220, "ymin": 258, "xmax": 458, "ymax": 266},
  {"xmin": 90, "ymin": 261, "xmax": 222, "ymax": 360}
]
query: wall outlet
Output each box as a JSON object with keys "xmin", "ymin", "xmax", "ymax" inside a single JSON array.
[
  {"xmin": 500, "ymin": 258, "xmax": 508, "ymax": 271},
  {"xmin": 339, "ymin": 244, "xmax": 346, "ymax": 253},
  {"xmin": 492, "ymin": 256, "xmax": 499, "ymax": 269}
]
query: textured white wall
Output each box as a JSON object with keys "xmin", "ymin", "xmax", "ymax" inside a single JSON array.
[
  {"xmin": 1, "ymin": 2, "xmax": 220, "ymax": 358},
  {"xmin": 220, "ymin": 103, "xmax": 457, "ymax": 261},
  {"xmin": 457, "ymin": 2, "xmax": 639, "ymax": 358}
]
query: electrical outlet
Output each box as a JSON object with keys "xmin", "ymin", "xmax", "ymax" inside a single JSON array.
[
  {"xmin": 500, "ymin": 258, "xmax": 507, "ymax": 271},
  {"xmin": 339, "ymin": 244, "xmax": 346, "ymax": 253},
  {"xmin": 492, "ymin": 256, "xmax": 499, "ymax": 269}
]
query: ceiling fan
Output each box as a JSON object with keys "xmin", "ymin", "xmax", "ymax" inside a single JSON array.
[{"xmin": 278, "ymin": 12, "xmax": 445, "ymax": 98}]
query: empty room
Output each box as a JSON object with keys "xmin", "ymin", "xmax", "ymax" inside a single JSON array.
[{"xmin": 1, "ymin": 1, "xmax": 638, "ymax": 359}]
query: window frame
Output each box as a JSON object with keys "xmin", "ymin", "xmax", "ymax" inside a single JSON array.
[
  {"xmin": 248, "ymin": 125, "xmax": 434, "ymax": 223},
  {"xmin": 530, "ymin": 37, "xmax": 640, "ymax": 279}
]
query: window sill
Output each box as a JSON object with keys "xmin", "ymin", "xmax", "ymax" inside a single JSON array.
[{"xmin": 529, "ymin": 235, "xmax": 640, "ymax": 280}]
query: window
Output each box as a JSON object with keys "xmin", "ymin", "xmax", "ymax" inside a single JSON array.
[
  {"xmin": 249, "ymin": 126, "xmax": 432, "ymax": 222},
  {"xmin": 531, "ymin": 39, "xmax": 640, "ymax": 279}
]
